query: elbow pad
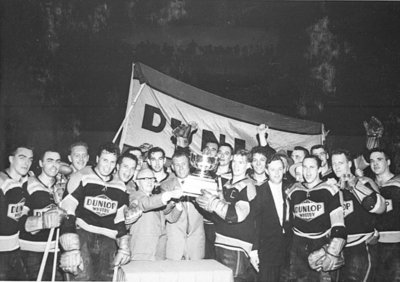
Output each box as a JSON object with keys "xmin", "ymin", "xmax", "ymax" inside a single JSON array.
[{"xmin": 361, "ymin": 193, "xmax": 377, "ymax": 211}]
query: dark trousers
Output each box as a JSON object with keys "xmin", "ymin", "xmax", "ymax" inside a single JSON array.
[
  {"xmin": 215, "ymin": 246, "xmax": 257, "ymax": 282},
  {"xmin": 288, "ymin": 235, "xmax": 338, "ymax": 282},
  {"xmin": 375, "ymin": 242, "xmax": 400, "ymax": 282},
  {"xmin": 339, "ymin": 243, "xmax": 377, "ymax": 282},
  {"xmin": 70, "ymin": 228, "xmax": 117, "ymax": 281},
  {"xmin": 21, "ymin": 250, "xmax": 63, "ymax": 281},
  {"xmin": 0, "ymin": 249, "xmax": 27, "ymax": 281},
  {"xmin": 204, "ymin": 222, "xmax": 216, "ymax": 259}
]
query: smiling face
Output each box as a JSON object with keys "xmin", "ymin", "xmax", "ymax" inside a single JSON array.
[
  {"xmin": 302, "ymin": 157, "xmax": 321, "ymax": 186},
  {"xmin": 96, "ymin": 150, "xmax": 118, "ymax": 177},
  {"xmin": 117, "ymin": 157, "xmax": 137, "ymax": 183},
  {"xmin": 172, "ymin": 155, "xmax": 190, "ymax": 179},
  {"xmin": 218, "ymin": 145, "xmax": 233, "ymax": 167},
  {"xmin": 137, "ymin": 168, "xmax": 156, "ymax": 194},
  {"xmin": 252, "ymin": 153, "xmax": 267, "ymax": 175},
  {"xmin": 266, "ymin": 159, "xmax": 284, "ymax": 184},
  {"xmin": 203, "ymin": 142, "xmax": 219, "ymax": 157},
  {"xmin": 370, "ymin": 151, "xmax": 390, "ymax": 176},
  {"xmin": 40, "ymin": 151, "xmax": 61, "ymax": 178},
  {"xmin": 9, "ymin": 147, "xmax": 34, "ymax": 177},
  {"xmin": 68, "ymin": 145, "xmax": 89, "ymax": 171},
  {"xmin": 148, "ymin": 151, "xmax": 166, "ymax": 173},
  {"xmin": 232, "ymin": 154, "xmax": 249, "ymax": 178},
  {"xmin": 332, "ymin": 153, "xmax": 351, "ymax": 179}
]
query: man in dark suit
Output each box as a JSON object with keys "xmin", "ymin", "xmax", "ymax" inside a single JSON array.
[{"xmin": 253, "ymin": 154, "xmax": 292, "ymax": 282}]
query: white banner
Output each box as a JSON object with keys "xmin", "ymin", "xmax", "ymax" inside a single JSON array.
[{"xmin": 120, "ymin": 79, "xmax": 322, "ymax": 157}]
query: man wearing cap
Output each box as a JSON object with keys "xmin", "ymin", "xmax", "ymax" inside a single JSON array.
[{"xmin": 129, "ymin": 168, "xmax": 182, "ymax": 260}]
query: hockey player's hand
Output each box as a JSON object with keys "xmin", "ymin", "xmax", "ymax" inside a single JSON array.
[
  {"xmin": 60, "ymin": 250, "xmax": 84, "ymax": 275},
  {"xmin": 43, "ymin": 207, "xmax": 66, "ymax": 229},
  {"xmin": 308, "ymin": 247, "xmax": 326, "ymax": 271},
  {"xmin": 114, "ymin": 235, "xmax": 131, "ymax": 266},
  {"xmin": 196, "ymin": 189, "xmax": 216, "ymax": 212},
  {"xmin": 257, "ymin": 124, "xmax": 270, "ymax": 136},
  {"xmin": 125, "ymin": 204, "xmax": 142, "ymax": 225}
]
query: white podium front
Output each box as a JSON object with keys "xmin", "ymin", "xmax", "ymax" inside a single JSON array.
[{"xmin": 121, "ymin": 259, "xmax": 234, "ymax": 282}]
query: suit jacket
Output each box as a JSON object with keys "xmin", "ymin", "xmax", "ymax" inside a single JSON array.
[
  {"xmin": 129, "ymin": 189, "xmax": 167, "ymax": 261},
  {"xmin": 254, "ymin": 179, "xmax": 292, "ymax": 265},
  {"xmin": 161, "ymin": 176, "xmax": 205, "ymax": 260}
]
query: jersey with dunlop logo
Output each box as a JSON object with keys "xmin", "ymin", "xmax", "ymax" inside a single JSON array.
[
  {"xmin": 287, "ymin": 181, "xmax": 343, "ymax": 237},
  {"xmin": 0, "ymin": 171, "xmax": 28, "ymax": 251},
  {"xmin": 214, "ymin": 177, "xmax": 257, "ymax": 253},
  {"xmin": 19, "ymin": 176, "xmax": 60, "ymax": 252},
  {"xmin": 376, "ymin": 175, "xmax": 400, "ymax": 235},
  {"xmin": 341, "ymin": 184, "xmax": 376, "ymax": 239},
  {"xmin": 63, "ymin": 166, "xmax": 129, "ymax": 239}
]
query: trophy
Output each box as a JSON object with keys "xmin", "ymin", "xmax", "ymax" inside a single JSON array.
[{"xmin": 181, "ymin": 152, "xmax": 219, "ymax": 197}]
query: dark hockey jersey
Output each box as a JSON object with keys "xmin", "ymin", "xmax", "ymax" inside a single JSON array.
[
  {"xmin": 0, "ymin": 171, "xmax": 28, "ymax": 251},
  {"xmin": 214, "ymin": 177, "xmax": 257, "ymax": 255},
  {"xmin": 61, "ymin": 166, "xmax": 129, "ymax": 239},
  {"xmin": 287, "ymin": 181, "xmax": 345, "ymax": 239},
  {"xmin": 376, "ymin": 174, "xmax": 400, "ymax": 243},
  {"xmin": 19, "ymin": 176, "xmax": 59, "ymax": 252}
]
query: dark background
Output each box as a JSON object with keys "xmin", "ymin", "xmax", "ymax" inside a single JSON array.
[{"xmin": 1, "ymin": 0, "xmax": 400, "ymax": 170}]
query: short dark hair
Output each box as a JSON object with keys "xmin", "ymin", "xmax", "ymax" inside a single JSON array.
[
  {"xmin": 310, "ymin": 144, "xmax": 327, "ymax": 155},
  {"xmin": 294, "ymin": 146, "xmax": 309, "ymax": 156},
  {"xmin": 117, "ymin": 153, "xmax": 138, "ymax": 165},
  {"xmin": 369, "ymin": 148, "xmax": 391, "ymax": 161},
  {"xmin": 331, "ymin": 149, "xmax": 352, "ymax": 162},
  {"xmin": 267, "ymin": 154, "xmax": 284, "ymax": 167},
  {"xmin": 172, "ymin": 148, "xmax": 189, "ymax": 161},
  {"xmin": 69, "ymin": 141, "xmax": 89, "ymax": 155},
  {"xmin": 233, "ymin": 148, "xmax": 251, "ymax": 162},
  {"xmin": 250, "ymin": 146, "xmax": 269, "ymax": 162},
  {"xmin": 303, "ymin": 155, "xmax": 321, "ymax": 168},
  {"xmin": 148, "ymin": 147, "xmax": 166, "ymax": 159},
  {"xmin": 9, "ymin": 144, "xmax": 34, "ymax": 157},
  {"xmin": 40, "ymin": 148, "xmax": 60, "ymax": 161},
  {"xmin": 219, "ymin": 143, "xmax": 233, "ymax": 154},
  {"xmin": 97, "ymin": 142, "xmax": 120, "ymax": 158}
]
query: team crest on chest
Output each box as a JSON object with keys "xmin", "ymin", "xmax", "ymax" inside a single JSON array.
[
  {"xmin": 294, "ymin": 199, "xmax": 325, "ymax": 222},
  {"xmin": 7, "ymin": 198, "xmax": 26, "ymax": 221},
  {"xmin": 33, "ymin": 203, "xmax": 57, "ymax": 217},
  {"xmin": 343, "ymin": 200, "xmax": 354, "ymax": 217},
  {"xmin": 84, "ymin": 194, "xmax": 118, "ymax": 217},
  {"xmin": 385, "ymin": 199, "xmax": 393, "ymax": 212}
]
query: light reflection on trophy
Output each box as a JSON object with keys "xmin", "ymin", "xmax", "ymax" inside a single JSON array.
[{"xmin": 181, "ymin": 152, "xmax": 219, "ymax": 197}]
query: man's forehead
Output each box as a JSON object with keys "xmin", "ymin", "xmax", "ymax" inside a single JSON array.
[
  {"xmin": 370, "ymin": 152, "xmax": 386, "ymax": 160},
  {"xmin": 252, "ymin": 153, "xmax": 267, "ymax": 160},
  {"xmin": 44, "ymin": 151, "xmax": 61, "ymax": 160},
  {"xmin": 14, "ymin": 147, "xmax": 33, "ymax": 157},
  {"xmin": 121, "ymin": 157, "xmax": 136, "ymax": 166},
  {"xmin": 312, "ymin": 148, "xmax": 325, "ymax": 154},
  {"xmin": 293, "ymin": 150, "xmax": 305, "ymax": 156},
  {"xmin": 150, "ymin": 152, "xmax": 164, "ymax": 159},
  {"xmin": 303, "ymin": 158, "xmax": 317, "ymax": 166},
  {"xmin": 100, "ymin": 151, "xmax": 117, "ymax": 160},
  {"xmin": 206, "ymin": 143, "xmax": 218, "ymax": 149},
  {"xmin": 71, "ymin": 145, "xmax": 88, "ymax": 154},
  {"xmin": 219, "ymin": 146, "xmax": 232, "ymax": 154}
]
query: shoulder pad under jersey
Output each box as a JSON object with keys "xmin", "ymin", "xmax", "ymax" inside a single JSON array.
[
  {"xmin": 382, "ymin": 174, "xmax": 400, "ymax": 188},
  {"xmin": 0, "ymin": 171, "xmax": 7, "ymax": 186},
  {"xmin": 26, "ymin": 176, "xmax": 46, "ymax": 195},
  {"xmin": 312, "ymin": 181, "xmax": 340, "ymax": 195}
]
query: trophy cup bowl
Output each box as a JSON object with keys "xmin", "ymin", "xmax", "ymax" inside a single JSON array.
[
  {"xmin": 190, "ymin": 152, "xmax": 219, "ymax": 179},
  {"xmin": 181, "ymin": 152, "xmax": 219, "ymax": 197}
]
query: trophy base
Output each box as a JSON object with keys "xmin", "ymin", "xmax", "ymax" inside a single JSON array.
[{"xmin": 182, "ymin": 175, "xmax": 218, "ymax": 197}]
